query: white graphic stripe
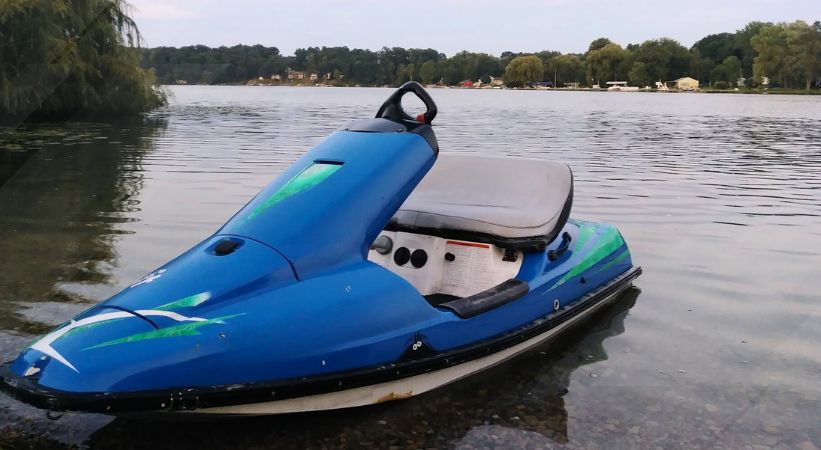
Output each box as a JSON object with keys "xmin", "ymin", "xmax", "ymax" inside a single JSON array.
[{"xmin": 29, "ymin": 310, "xmax": 207, "ymax": 373}]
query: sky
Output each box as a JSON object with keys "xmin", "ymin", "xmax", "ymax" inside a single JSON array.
[{"xmin": 129, "ymin": 0, "xmax": 821, "ymax": 56}]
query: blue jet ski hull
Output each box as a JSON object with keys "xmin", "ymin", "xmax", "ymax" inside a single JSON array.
[{"xmin": 0, "ymin": 83, "xmax": 641, "ymax": 415}]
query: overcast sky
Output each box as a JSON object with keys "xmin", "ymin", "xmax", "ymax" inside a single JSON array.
[{"xmin": 129, "ymin": 0, "xmax": 820, "ymax": 56}]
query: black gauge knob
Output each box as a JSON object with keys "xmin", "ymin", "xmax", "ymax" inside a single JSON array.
[
  {"xmin": 394, "ymin": 247, "xmax": 411, "ymax": 266},
  {"xmin": 444, "ymin": 252, "xmax": 455, "ymax": 262},
  {"xmin": 410, "ymin": 249, "xmax": 428, "ymax": 268}
]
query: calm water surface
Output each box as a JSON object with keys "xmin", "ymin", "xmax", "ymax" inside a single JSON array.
[{"xmin": 1, "ymin": 87, "xmax": 820, "ymax": 449}]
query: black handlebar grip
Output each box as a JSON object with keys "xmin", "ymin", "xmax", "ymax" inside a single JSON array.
[{"xmin": 376, "ymin": 81, "xmax": 438, "ymax": 125}]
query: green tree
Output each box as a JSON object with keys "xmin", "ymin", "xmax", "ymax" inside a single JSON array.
[
  {"xmin": 785, "ymin": 21, "xmax": 821, "ymax": 89},
  {"xmin": 587, "ymin": 38, "xmax": 613, "ymax": 53},
  {"xmin": 442, "ymin": 63, "xmax": 462, "ymax": 85},
  {"xmin": 535, "ymin": 50, "xmax": 560, "ymax": 81},
  {"xmin": 586, "ymin": 43, "xmax": 626, "ymax": 84},
  {"xmin": 692, "ymin": 33, "xmax": 738, "ymax": 66},
  {"xmin": 0, "ymin": 0, "xmax": 165, "ymax": 122},
  {"xmin": 419, "ymin": 60, "xmax": 439, "ymax": 84},
  {"xmin": 617, "ymin": 49, "xmax": 636, "ymax": 82},
  {"xmin": 752, "ymin": 24, "xmax": 792, "ymax": 87},
  {"xmin": 812, "ymin": 21, "xmax": 821, "ymax": 88},
  {"xmin": 407, "ymin": 48, "xmax": 444, "ymax": 74},
  {"xmin": 473, "ymin": 53, "xmax": 504, "ymax": 83},
  {"xmin": 628, "ymin": 61, "xmax": 653, "ymax": 87},
  {"xmin": 549, "ymin": 54, "xmax": 585, "ymax": 86},
  {"xmin": 393, "ymin": 63, "xmax": 413, "ymax": 85},
  {"xmin": 710, "ymin": 56, "xmax": 742, "ymax": 84},
  {"xmin": 450, "ymin": 51, "xmax": 479, "ymax": 81},
  {"xmin": 735, "ymin": 21, "xmax": 770, "ymax": 77},
  {"xmin": 348, "ymin": 48, "xmax": 380, "ymax": 85},
  {"xmin": 504, "ymin": 55, "xmax": 544, "ymax": 87},
  {"xmin": 499, "ymin": 51, "xmax": 521, "ymax": 69},
  {"xmin": 631, "ymin": 38, "xmax": 693, "ymax": 82},
  {"xmin": 688, "ymin": 48, "xmax": 715, "ymax": 83},
  {"xmin": 446, "ymin": 51, "xmax": 502, "ymax": 82}
]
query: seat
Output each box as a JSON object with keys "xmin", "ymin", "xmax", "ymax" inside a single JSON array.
[{"xmin": 389, "ymin": 154, "xmax": 573, "ymax": 250}]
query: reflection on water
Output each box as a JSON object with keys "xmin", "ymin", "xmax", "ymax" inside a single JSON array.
[
  {"xmin": 0, "ymin": 120, "xmax": 167, "ymax": 446},
  {"xmin": 0, "ymin": 121, "xmax": 164, "ymax": 335},
  {"xmin": 1, "ymin": 87, "xmax": 820, "ymax": 449}
]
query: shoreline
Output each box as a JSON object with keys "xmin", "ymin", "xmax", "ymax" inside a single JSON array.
[{"xmin": 167, "ymin": 84, "xmax": 821, "ymax": 95}]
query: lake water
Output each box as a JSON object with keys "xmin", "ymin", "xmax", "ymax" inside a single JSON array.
[{"xmin": 1, "ymin": 86, "xmax": 820, "ymax": 449}]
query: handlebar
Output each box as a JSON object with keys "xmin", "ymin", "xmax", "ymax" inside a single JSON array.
[{"xmin": 375, "ymin": 81, "xmax": 438, "ymax": 125}]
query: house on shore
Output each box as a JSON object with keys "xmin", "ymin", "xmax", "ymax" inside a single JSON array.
[
  {"xmin": 673, "ymin": 77, "xmax": 699, "ymax": 91},
  {"xmin": 287, "ymin": 68, "xmax": 305, "ymax": 80}
]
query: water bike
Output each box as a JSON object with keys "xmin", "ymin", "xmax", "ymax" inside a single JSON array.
[{"xmin": 0, "ymin": 82, "xmax": 641, "ymax": 415}]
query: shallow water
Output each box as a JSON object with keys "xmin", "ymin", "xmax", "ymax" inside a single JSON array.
[{"xmin": 1, "ymin": 86, "xmax": 820, "ymax": 449}]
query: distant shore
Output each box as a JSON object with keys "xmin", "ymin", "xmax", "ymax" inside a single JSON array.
[
  {"xmin": 699, "ymin": 87, "xmax": 821, "ymax": 95},
  {"xmin": 145, "ymin": 21, "xmax": 821, "ymax": 97},
  {"xmin": 167, "ymin": 83, "xmax": 821, "ymax": 95}
]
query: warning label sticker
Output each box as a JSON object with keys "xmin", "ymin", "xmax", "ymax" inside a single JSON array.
[{"xmin": 442, "ymin": 241, "xmax": 497, "ymax": 297}]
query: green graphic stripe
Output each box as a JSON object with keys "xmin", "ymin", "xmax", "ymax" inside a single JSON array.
[
  {"xmin": 155, "ymin": 292, "xmax": 211, "ymax": 311},
  {"xmin": 593, "ymin": 249, "xmax": 631, "ymax": 274},
  {"xmin": 60, "ymin": 292, "xmax": 211, "ymax": 341},
  {"xmin": 573, "ymin": 222, "xmax": 598, "ymax": 252},
  {"xmin": 246, "ymin": 163, "xmax": 341, "ymax": 221},
  {"xmin": 549, "ymin": 227, "xmax": 625, "ymax": 290},
  {"xmin": 84, "ymin": 314, "xmax": 245, "ymax": 350},
  {"xmin": 60, "ymin": 292, "xmax": 210, "ymax": 341}
]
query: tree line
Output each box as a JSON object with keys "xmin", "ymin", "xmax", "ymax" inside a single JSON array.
[
  {"xmin": 142, "ymin": 20, "xmax": 821, "ymax": 90},
  {"xmin": 2, "ymin": 0, "xmax": 818, "ymax": 124}
]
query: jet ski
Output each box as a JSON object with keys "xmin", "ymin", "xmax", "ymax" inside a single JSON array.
[{"xmin": 0, "ymin": 82, "xmax": 641, "ymax": 415}]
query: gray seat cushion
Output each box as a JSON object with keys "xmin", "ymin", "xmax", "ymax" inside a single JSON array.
[{"xmin": 391, "ymin": 154, "xmax": 573, "ymax": 246}]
